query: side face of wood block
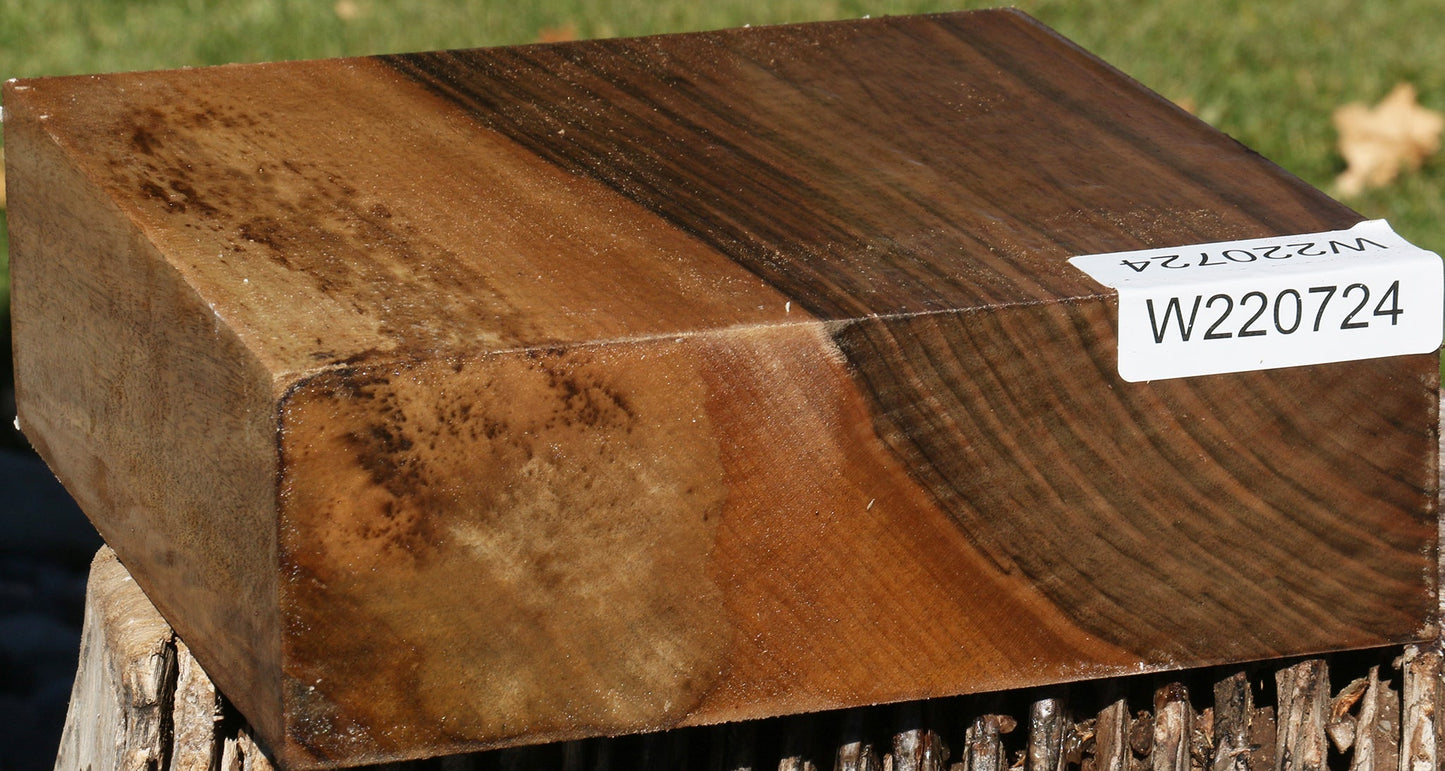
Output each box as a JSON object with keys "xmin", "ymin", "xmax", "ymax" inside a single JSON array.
[
  {"xmin": 6, "ymin": 10, "xmax": 1438, "ymax": 768},
  {"xmin": 4, "ymin": 111, "xmax": 286, "ymax": 744}
]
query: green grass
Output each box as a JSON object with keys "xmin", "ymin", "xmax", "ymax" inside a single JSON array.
[{"xmin": 2, "ymin": 0, "xmax": 1443, "ymax": 309}]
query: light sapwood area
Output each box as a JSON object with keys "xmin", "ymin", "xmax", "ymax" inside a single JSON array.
[
  {"xmin": 57, "ymin": 546, "xmax": 1445, "ymax": 771},
  {"xmin": 8, "ymin": 8, "xmax": 1439, "ymax": 768}
]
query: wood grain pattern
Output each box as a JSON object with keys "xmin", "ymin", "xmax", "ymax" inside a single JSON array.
[
  {"xmin": 1400, "ymin": 646, "xmax": 1444, "ymax": 771},
  {"xmin": 7, "ymin": 9, "xmax": 1438, "ymax": 769},
  {"xmin": 1213, "ymin": 673, "xmax": 1266, "ymax": 771},
  {"xmin": 54, "ymin": 548, "xmax": 177, "ymax": 771},
  {"xmin": 1095, "ymin": 700, "xmax": 1130, "ymax": 771},
  {"xmin": 1275, "ymin": 661, "xmax": 1329, "ymax": 771}
]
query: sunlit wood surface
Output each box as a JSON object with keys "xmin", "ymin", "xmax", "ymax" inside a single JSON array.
[{"xmin": 7, "ymin": 9, "xmax": 1437, "ymax": 768}]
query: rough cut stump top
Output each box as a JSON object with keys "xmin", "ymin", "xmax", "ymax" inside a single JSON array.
[{"xmin": 5, "ymin": 9, "xmax": 1439, "ymax": 769}]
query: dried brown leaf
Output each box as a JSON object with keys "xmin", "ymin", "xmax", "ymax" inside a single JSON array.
[
  {"xmin": 537, "ymin": 24, "xmax": 578, "ymax": 43},
  {"xmin": 333, "ymin": 0, "xmax": 361, "ymax": 21},
  {"xmin": 1334, "ymin": 82, "xmax": 1444, "ymax": 196}
]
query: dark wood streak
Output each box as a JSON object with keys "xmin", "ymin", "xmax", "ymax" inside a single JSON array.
[
  {"xmin": 380, "ymin": 12, "xmax": 1358, "ymax": 321},
  {"xmin": 381, "ymin": 15, "xmax": 1092, "ymax": 319},
  {"xmin": 949, "ymin": 14, "xmax": 1360, "ymax": 234}
]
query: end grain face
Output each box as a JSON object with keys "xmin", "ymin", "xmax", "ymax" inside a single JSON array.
[
  {"xmin": 276, "ymin": 341, "xmax": 734, "ymax": 758},
  {"xmin": 5, "ymin": 9, "xmax": 1438, "ymax": 768}
]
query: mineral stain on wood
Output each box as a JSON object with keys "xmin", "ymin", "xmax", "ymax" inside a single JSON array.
[{"xmin": 7, "ymin": 9, "xmax": 1439, "ymax": 769}]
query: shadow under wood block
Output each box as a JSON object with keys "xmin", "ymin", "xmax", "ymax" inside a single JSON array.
[{"xmin": 5, "ymin": 8, "xmax": 1439, "ymax": 769}]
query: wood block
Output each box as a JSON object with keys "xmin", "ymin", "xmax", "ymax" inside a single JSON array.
[{"xmin": 7, "ymin": 9, "xmax": 1438, "ymax": 768}]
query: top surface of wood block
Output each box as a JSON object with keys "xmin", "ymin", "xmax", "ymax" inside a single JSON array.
[
  {"xmin": 6, "ymin": 9, "xmax": 1437, "ymax": 769},
  {"xmin": 6, "ymin": 9, "xmax": 1357, "ymax": 377}
]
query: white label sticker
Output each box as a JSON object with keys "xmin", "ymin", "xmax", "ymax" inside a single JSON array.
[{"xmin": 1068, "ymin": 220, "xmax": 1444, "ymax": 382}]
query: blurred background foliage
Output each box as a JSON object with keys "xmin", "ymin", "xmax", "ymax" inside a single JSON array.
[{"xmin": 1, "ymin": 0, "xmax": 1442, "ymax": 319}]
